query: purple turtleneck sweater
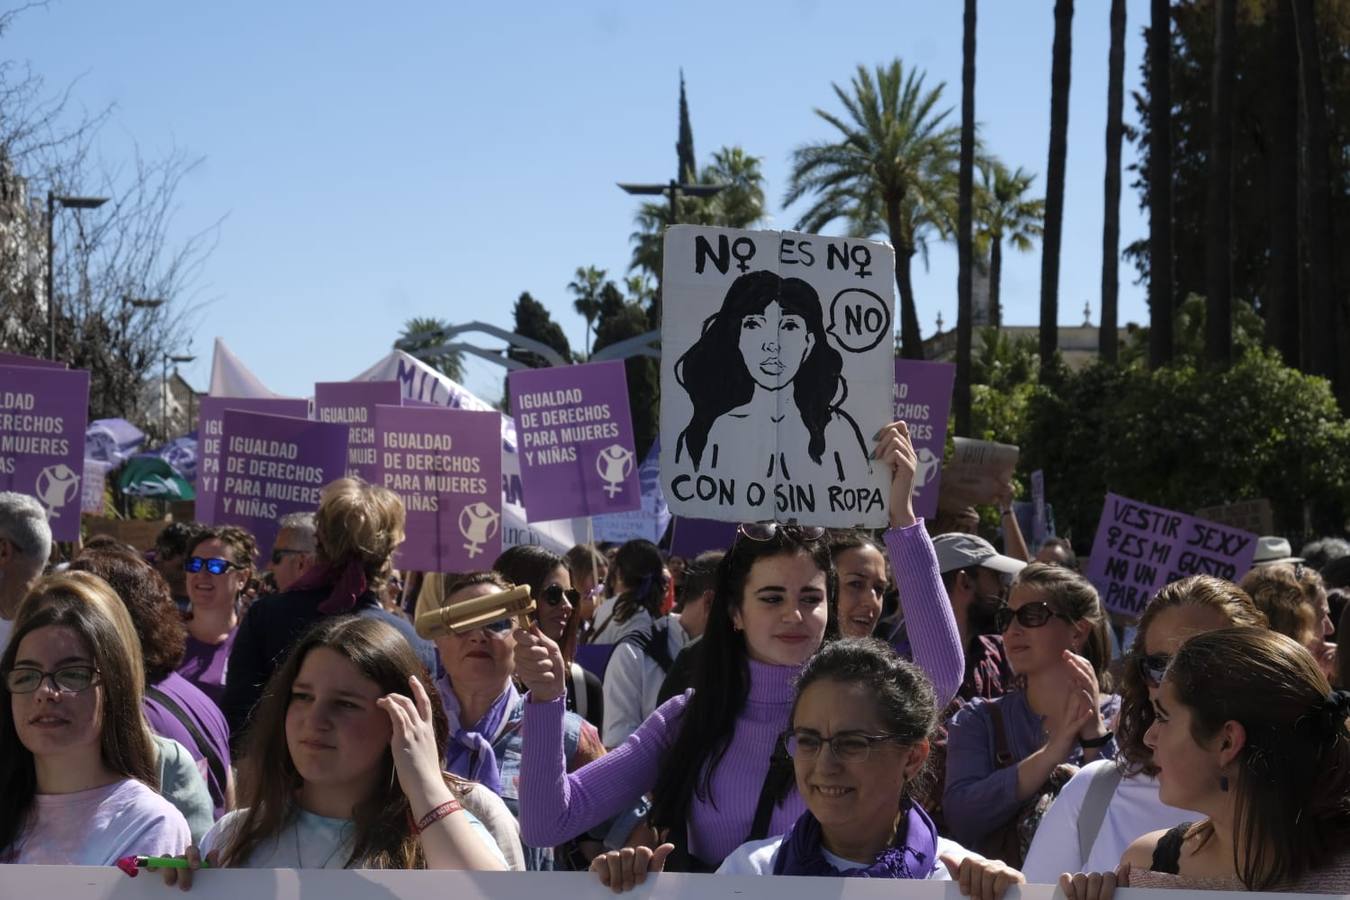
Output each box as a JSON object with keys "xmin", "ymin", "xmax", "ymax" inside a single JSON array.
[{"xmin": 519, "ymin": 520, "xmax": 962, "ymax": 865}]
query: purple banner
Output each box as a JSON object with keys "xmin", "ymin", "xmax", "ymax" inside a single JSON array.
[
  {"xmin": 375, "ymin": 405, "xmax": 501, "ymax": 572},
  {"xmin": 0, "ymin": 352, "xmax": 66, "ymax": 369},
  {"xmin": 196, "ymin": 397, "xmax": 309, "ymax": 524},
  {"xmin": 508, "ymin": 360, "xmax": 640, "ymax": 523},
  {"xmin": 315, "ymin": 381, "xmax": 402, "ymax": 482},
  {"xmin": 1086, "ymin": 492, "xmax": 1259, "ymax": 617},
  {"xmin": 0, "ymin": 365, "xmax": 90, "ymax": 540},
  {"xmin": 670, "ymin": 516, "xmax": 738, "ymax": 559},
  {"xmin": 893, "ymin": 359, "xmax": 955, "ymax": 521},
  {"xmin": 214, "ymin": 410, "xmax": 348, "ymax": 558}
]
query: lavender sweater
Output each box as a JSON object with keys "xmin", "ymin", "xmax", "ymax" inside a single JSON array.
[{"xmin": 519, "ymin": 521, "xmax": 963, "ymax": 865}]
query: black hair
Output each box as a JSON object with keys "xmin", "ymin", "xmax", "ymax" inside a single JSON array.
[
  {"xmin": 793, "ymin": 637, "xmax": 936, "ymax": 745},
  {"xmin": 492, "ymin": 544, "xmax": 565, "ymax": 600},
  {"xmin": 677, "ymin": 550, "xmax": 725, "ymax": 611},
  {"xmin": 674, "ymin": 270, "xmax": 845, "ymax": 469},
  {"xmin": 649, "ymin": 529, "xmax": 835, "ymax": 836},
  {"xmin": 611, "ymin": 540, "xmax": 667, "ymax": 625},
  {"xmin": 154, "ymin": 520, "xmax": 204, "ymax": 558},
  {"xmin": 824, "ymin": 530, "xmax": 888, "ymax": 639}
]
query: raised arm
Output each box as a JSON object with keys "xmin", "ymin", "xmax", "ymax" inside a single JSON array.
[{"xmin": 876, "ymin": 420, "xmax": 965, "ymax": 708}]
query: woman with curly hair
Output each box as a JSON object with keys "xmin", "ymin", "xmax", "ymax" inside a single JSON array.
[{"xmin": 179, "ymin": 525, "xmax": 257, "ymax": 709}]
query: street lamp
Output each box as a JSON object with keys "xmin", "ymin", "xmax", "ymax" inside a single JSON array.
[
  {"xmin": 46, "ymin": 191, "xmax": 109, "ymax": 359},
  {"xmin": 162, "ymin": 353, "xmax": 195, "ymax": 440},
  {"xmin": 618, "ymin": 179, "xmax": 725, "ymax": 228}
]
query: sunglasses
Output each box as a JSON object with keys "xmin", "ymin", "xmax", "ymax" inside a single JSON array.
[
  {"xmin": 184, "ymin": 556, "xmax": 242, "ymax": 575},
  {"xmin": 737, "ymin": 523, "xmax": 827, "ymax": 542},
  {"xmin": 1136, "ymin": 652, "xmax": 1171, "ymax": 688},
  {"xmin": 6, "ymin": 665, "xmax": 99, "ymax": 694},
  {"xmin": 270, "ymin": 548, "xmax": 306, "ymax": 565},
  {"xmin": 540, "ymin": 584, "xmax": 580, "ymax": 608},
  {"xmin": 994, "ymin": 600, "xmax": 1072, "ymax": 633}
]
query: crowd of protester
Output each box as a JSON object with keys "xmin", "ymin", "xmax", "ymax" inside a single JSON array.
[{"xmin": 2, "ymin": 419, "xmax": 1350, "ymax": 895}]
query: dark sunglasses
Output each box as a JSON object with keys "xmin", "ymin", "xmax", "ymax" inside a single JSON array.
[
  {"xmin": 737, "ymin": 523, "xmax": 827, "ymax": 542},
  {"xmin": 540, "ymin": 584, "xmax": 580, "ymax": 608},
  {"xmin": 184, "ymin": 556, "xmax": 241, "ymax": 576},
  {"xmin": 270, "ymin": 548, "xmax": 306, "ymax": 565},
  {"xmin": 1136, "ymin": 652, "xmax": 1171, "ymax": 688},
  {"xmin": 994, "ymin": 600, "xmax": 1072, "ymax": 632}
]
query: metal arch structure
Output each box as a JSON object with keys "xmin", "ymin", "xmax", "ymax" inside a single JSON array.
[
  {"xmin": 589, "ymin": 329, "xmax": 661, "ymax": 362},
  {"xmin": 396, "ymin": 321, "xmax": 663, "ymax": 369}
]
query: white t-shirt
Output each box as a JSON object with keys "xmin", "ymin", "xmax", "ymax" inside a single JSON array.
[
  {"xmin": 716, "ymin": 834, "xmax": 976, "ymax": 877},
  {"xmin": 200, "ymin": 804, "xmax": 506, "ymax": 869},
  {"xmin": 601, "ymin": 613, "xmax": 692, "ymax": 747},
  {"xmin": 1021, "ymin": 760, "xmax": 1189, "ymax": 883},
  {"xmin": 6, "ymin": 778, "xmax": 191, "ymax": 864}
]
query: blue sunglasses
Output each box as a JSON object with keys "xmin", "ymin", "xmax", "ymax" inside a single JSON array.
[{"xmin": 184, "ymin": 556, "xmax": 241, "ymax": 576}]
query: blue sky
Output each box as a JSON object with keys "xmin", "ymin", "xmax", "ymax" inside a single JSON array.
[{"xmin": 20, "ymin": 1, "xmax": 1149, "ymax": 404}]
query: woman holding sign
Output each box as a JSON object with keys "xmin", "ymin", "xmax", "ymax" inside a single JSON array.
[
  {"xmin": 673, "ymin": 270, "xmax": 873, "ymax": 487},
  {"xmin": 512, "ymin": 421, "xmax": 964, "ymax": 871}
]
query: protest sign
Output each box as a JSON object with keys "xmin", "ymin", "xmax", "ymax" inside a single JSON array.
[
  {"xmin": 1194, "ymin": 498, "xmax": 1275, "ymax": 537},
  {"xmin": 1030, "ymin": 469, "xmax": 1047, "ymax": 547},
  {"xmin": 670, "ymin": 516, "xmax": 739, "ymax": 559},
  {"xmin": 1086, "ymin": 492, "xmax": 1259, "ymax": 617},
  {"xmin": 0, "ymin": 364, "xmax": 90, "ymax": 540},
  {"xmin": 659, "ymin": 225, "xmax": 895, "ymax": 527},
  {"xmin": 893, "ymin": 359, "xmax": 955, "ymax": 520},
  {"xmin": 80, "ymin": 458, "xmax": 111, "ymax": 514},
  {"xmin": 939, "ymin": 437, "xmax": 1019, "ymax": 510},
  {"xmin": 214, "ymin": 410, "xmax": 348, "ymax": 557},
  {"xmin": 509, "ymin": 359, "xmax": 640, "ymax": 522},
  {"xmin": 315, "ymin": 380, "xmax": 402, "ymax": 482},
  {"xmin": 0, "ymin": 351, "xmax": 65, "ymax": 368},
  {"xmin": 195, "ymin": 397, "xmax": 309, "ymax": 524},
  {"xmin": 593, "ymin": 437, "xmax": 671, "ymax": 544},
  {"xmin": 375, "ymin": 404, "xmax": 501, "ymax": 572}
]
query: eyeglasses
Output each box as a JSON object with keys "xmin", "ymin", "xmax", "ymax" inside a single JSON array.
[
  {"xmin": 785, "ymin": 729, "xmax": 902, "ymax": 763},
  {"xmin": 270, "ymin": 548, "xmax": 306, "ymax": 565},
  {"xmin": 184, "ymin": 556, "xmax": 241, "ymax": 575},
  {"xmin": 1136, "ymin": 652, "xmax": 1171, "ymax": 688},
  {"xmin": 994, "ymin": 600, "xmax": 1072, "ymax": 632},
  {"xmin": 6, "ymin": 665, "xmax": 99, "ymax": 694},
  {"xmin": 737, "ymin": 523, "xmax": 827, "ymax": 543},
  {"xmin": 540, "ymin": 584, "xmax": 580, "ymax": 608}
]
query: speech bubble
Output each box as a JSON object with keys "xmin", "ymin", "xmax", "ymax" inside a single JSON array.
[{"xmin": 826, "ymin": 288, "xmax": 892, "ymax": 352}]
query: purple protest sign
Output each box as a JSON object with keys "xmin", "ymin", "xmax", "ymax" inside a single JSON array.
[
  {"xmin": 670, "ymin": 516, "xmax": 738, "ymax": 558},
  {"xmin": 214, "ymin": 410, "xmax": 348, "ymax": 558},
  {"xmin": 196, "ymin": 397, "xmax": 309, "ymax": 524},
  {"xmin": 508, "ymin": 360, "xmax": 640, "ymax": 523},
  {"xmin": 375, "ymin": 405, "xmax": 501, "ymax": 572},
  {"xmin": 0, "ymin": 352, "xmax": 66, "ymax": 369},
  {"xmin": 1086, "ymin": 492, "xmax": 1259, "ymax": 617},
  {"xmin": 315, "ymin": 381, "xmax": 402, "ymax": 482},
  {"xmin": 0, "ymin": 365, "xmax": 89, "ymax": 540},
  {"xmin": 893, "ymin": 359, "xmax": 955, "ymax": 521}
]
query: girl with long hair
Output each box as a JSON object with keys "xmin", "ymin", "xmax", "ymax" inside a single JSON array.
[
  {"xmin": 1061, "ymin": 627, "xmax": 1350, "ymax": 896},
  {"xmin": 0, "ymin": 572, "xmax": 190, "ymax": 863},
  {"xmin": 943, "ymin": 563, "xmax": 1116, "ymax": 866},
  {"xmin": 164, "ymin": 615, "xmax": 514, "ymax": 883},
  {"xmin": 1021, "ymin": 576, "xmax": 1267, "ymax": 882},
  {"xmin": 512, "ymin": 422, "xmax": 964, "ymax": 871},
  {"xmin": 178, "ymin": 525, "xmax": 256, "ymax": 708},
  {"xmin": 828, "ymin": 532, "xmax": 890, "ymax": 639}
]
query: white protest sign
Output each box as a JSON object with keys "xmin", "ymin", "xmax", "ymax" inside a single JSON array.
[{"xmin": 659, "ymin": 225, "xmax": 894, "ymax": 527}]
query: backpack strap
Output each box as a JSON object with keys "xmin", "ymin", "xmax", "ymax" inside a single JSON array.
[
  {"xmin": 1076, "ymin": 764, "xmax": 1124, "ymax": 868},
  {"xmin": 618, "ymin": 619, "xmax": 676, "ymax": 674},
  {"xmin": 749, "ymin": 733, "xmax": 794, "ymax": 841},
  {"xmin": 145, "ymin": 685, "xmax": 227, "ymax": 798},
  {"xmin": 989, "ymin": 702, "xmax": 1015, "ymax": 768}
]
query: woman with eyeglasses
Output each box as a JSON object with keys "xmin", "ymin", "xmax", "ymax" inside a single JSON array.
[
  {"xmin": 222, "ymin": 478, "xmax": 436, "ymax": 746},
  {"xmin": 493, "ymin": 544, "xmax": 603, "ymax": 731},
  {"xmin": 1059, "ymin": 627, "xmax": 1350, "ymax": 898},
  {"xmin": 512, "ymin": 421, "xmax": 965, "ymax": 872},
  {"xmin": 588, "ymin": 639, "xmax": 1022, "ymax": 898},
  {"xmin": 0, "ymin": 572, "xmax": 191, "ymax": 863},
  {"xmin": 1021, "ymin": 576, "xmax": 1265, "ymax": 883},
  {"xmin": 420, "ymin": 571, "xmax": 607, "ymax": 871},
  {"xmin": 178, "ymin": 526, "xmax": 257, "ymax": 710},
  {"xmin": 943, "ymin": 563, "xmax": 1115, "ymax": 867}
]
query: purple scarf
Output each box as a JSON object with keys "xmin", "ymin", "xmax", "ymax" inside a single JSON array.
[
  {"xmin": 437, "ymin": 677, "xmax": 518, "ymax": 797},
  {"xmin": 771, "ymin": 802, "xmax": 939, "ymax": 878}
]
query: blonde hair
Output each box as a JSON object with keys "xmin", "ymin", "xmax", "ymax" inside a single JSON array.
[
  {"xmin": 1240, "ymin": 563, "xmax": 1326, "ymax": 645},
  {"xmin": 314, "ymin": 477, "xmax": 406, "ymax": 590}
]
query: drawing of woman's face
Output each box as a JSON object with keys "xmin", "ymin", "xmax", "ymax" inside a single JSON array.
[{"xmin": 738, "ymin": 300, "xmax": 815, "ymax": 391}]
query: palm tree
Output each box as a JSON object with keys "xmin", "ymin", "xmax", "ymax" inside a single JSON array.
[
  {"xmin": 975, "ymin": 161, "xmax": 1044, "ymax": 329},
  {"xmin": 1204, "ymin": 0, "xmax": 1235, "ymax": 367},
  {"xmin": 397, "ymin": 317, "xmax": 464, "ymax": 383},
  {"xmin": 1148, "ymin": 0, "xmax": 1174, "ymax": 369},
  {"xmin": 1101, "ymin": 0, "xmax": 1126, "ymax": 363},
  {"xmin": 1040, "ymin": 0, "xmax": 1074, "ymax": 380},
  {"xmin": 956, "ymin": 0, "xmax": 978, "ymax": 436},
  {"xmin": 785, "ymin": 60, "xmax": 960, "ymax": 359},
  {"xmin": 568, "ymin": 265, "xmax": 606, "ymax": 357}
]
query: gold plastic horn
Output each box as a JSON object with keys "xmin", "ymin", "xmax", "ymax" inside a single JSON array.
[{"xmin": 414, "ymin": 583, "xmax": 534, "ymax": 640}]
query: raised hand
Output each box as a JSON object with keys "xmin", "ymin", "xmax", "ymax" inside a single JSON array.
[
  {"xmin": 590, "ymin": 843, "xmax": 676, "ymax": 894},
  {"xmin": 873, "ymin": 420, "xmax": 918, "ymax": 528},
  {"xmin": 377, "ymin": 675, "xmax": 447, "ymax": 805},
  {"xmin": 513, "ymin": 623, "xmax": 568, "ymax": 703}
]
